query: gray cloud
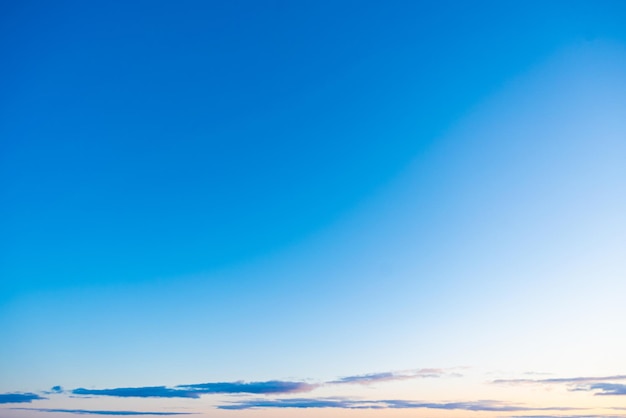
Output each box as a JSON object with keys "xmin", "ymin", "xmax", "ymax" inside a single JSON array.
[
  {"xmin": 13, "ymin": 408, "xmax": 194, "ymax": 416},
  {"xmin": 0, "ymin": 392, "xmax": 45, "ymax": 404},
  {"xmin": 218, "ymin": 397, "xmax": 579, "ymax": 412},
  {"xmin": 575, "ymin": 383, "xmax": 626, "ymax": 396}
]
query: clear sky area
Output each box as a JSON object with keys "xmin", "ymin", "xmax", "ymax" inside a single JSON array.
[{"xmin": 1, "ymin": 1, "xmax": 626, "ymax": 417}]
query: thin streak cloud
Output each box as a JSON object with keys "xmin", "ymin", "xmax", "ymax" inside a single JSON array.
[
  {"xmin": 493, "ymin": 376, "xmax": 626, "ymax": 385},
  {"xmin": 217, "ymin": 397, "xmax": 580, "ymax": 412},
  {"xmin": 329, "ymin": 368, "xmax": 459, "ymax": 385},
  {"xmin": 176, "ymin": 380, "xmax": 317, "ymax": 394},
  {"xmin": 71, "ymin": 387, "xmax": 199, "ymax": 399},
  {"xmin": 509, "ymin": 415, "xmax": 626, "ymax": 418},
  {"xmin": 70, "ymin": 380, "xmax": 316, "ymax": 399},
  {"xmin": 12, "ymin": 409, "xmax": 194, "ymax": 416}
]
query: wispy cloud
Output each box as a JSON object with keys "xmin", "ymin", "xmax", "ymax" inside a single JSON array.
[
  {"xmin": 0, "ymin": 392, "xmax": 45, "ymax": 404},
  {"xmin": 329, "ymin": 368, "xmax": 459, "ymax": 385},
  {"xmin": 69, "ymin": 370, "xmax": 449, "ymax": 400},
  {"xmin": 13, "ymin": 408, "xmax": 194, "ymax": 416},
  {"xmin": 509, "ymin": 415, "xmax": 626, "ymax": 418},
  {"xmin": 493, "ymin": 375, "xmax": 626, "ymax": 386},
  {"xmin": 70, "ymin": 380, "xmax": 316, "ymax": 399},
  {"xmin": 492, "ymin": 375, "xmax": 626, "ymax": 397},
  {"xmin": 7, "ymin": 368, "xmax": 456, "ymax": 403},
  {"xmin": 218, "ymin": 397, "xmax": 579, "ymax": 412}
]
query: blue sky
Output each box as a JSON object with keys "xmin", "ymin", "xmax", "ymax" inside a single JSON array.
[{"xmin": 1, "ymin": 1, "xmax": 626, "ymax": 417}]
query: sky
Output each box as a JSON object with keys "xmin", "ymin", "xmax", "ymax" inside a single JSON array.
[{"xmin": 1, "ymin": 1, "xmax": 626, "ymax": 417}]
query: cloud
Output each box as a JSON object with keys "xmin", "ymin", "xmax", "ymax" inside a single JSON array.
[
  {"xmin": 218, "ymin": 398, "xmax": 375, "ymax": 410},
  {"xmin": 509, "ymin": 416, "xmax": 626, "ymax": 418},
  {"xmin": 176, "ymin": 380, "xmax": 317, "ymax": 394},
  {"xmin": 492, "ymin": 375, "xmax": 626, "ymax": 386},
  {"xmin": 576, "ymin": 383, "xmax": 626, "ymax": 396},
  {"xmin": 70, "ymin": 380, "xmax": 316, "ymax": 399},
  {"xmin": 71, "ymin": 387, "xmax": 199, "ymax": 399},
  {"xmin": 0, "ymin": 392, "xmax": 45, "ymax": 404},
  {"xmin": 42, "ymin": 386, "xmax": 64, "ymax": 395},
  {"xmin": 217, "ymin": 397, "xmax": 578, "ymax": 412},
  {"xmin": 492, "ymin": 375, "xmax": 626, "ymax": 396},
  {"xmin": 13, "ymin": 408, "xmax": 194, "ymax": 416},
  {"xmin": 329, "ymin": 368, "xmax": 457, "ymax": 385}
]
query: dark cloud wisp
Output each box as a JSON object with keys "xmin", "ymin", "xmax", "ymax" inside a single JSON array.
[
  {"xmin": 72, "ymin": 387, "xmax": 200, "ymax": 399},
  {"xmin": 70, "ymin": 380, "xmax": 316, "ymax": 400},
  {"xmin": 176, "ymin": 380, "xmax": 317, "ymax": 394},
  {"xmin": 13, "ymin": 408, "xmax": 194, "ymax": 416},
  {"xmin": 0, "ymin": 392, "xmax": 45, "ymax": 404}
]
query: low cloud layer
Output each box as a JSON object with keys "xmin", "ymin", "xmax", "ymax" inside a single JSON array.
[
  {"xmin": 9, "ymin": 369, "xmax": 622, "ymax": 415},
  {"xmin": 0, "ymin": 393, "xmax": 45, "ymax": 404},
  {"xmin": 13, "ymin": 408, "xmax": 194, "ymax": 416}
]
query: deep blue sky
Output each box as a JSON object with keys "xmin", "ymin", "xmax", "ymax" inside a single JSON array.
[{"xmin": 3, "ymin": 1, "xmax": 624, "ymax": 295}]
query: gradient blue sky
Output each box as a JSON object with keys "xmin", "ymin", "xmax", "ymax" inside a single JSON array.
[{"xmin": 1, "ymin": 1, "xmax": 626, "ymax": 417}]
